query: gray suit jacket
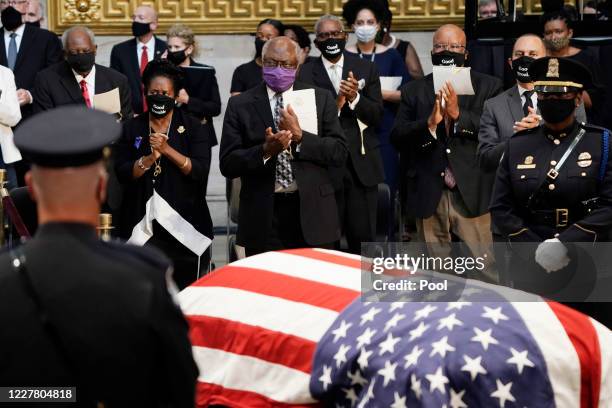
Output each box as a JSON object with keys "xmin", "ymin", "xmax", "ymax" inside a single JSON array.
[{"xmin": 477, "ymin": 85, "xmax": 587, "ymax": 171}]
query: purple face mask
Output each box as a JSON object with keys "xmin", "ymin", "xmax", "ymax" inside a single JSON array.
[{"xmin": 263, "ymin": 66, "xmax": 297, "ymax": 93}]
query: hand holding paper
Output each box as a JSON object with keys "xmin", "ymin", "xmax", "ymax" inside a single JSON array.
[
  {"xmin": 282, "ymin": 89, "xmax": 318, "ymax": 136},
  {"xmin": 93, "ymin": 87, "xmax": 121, "ymax": 114},
  {"xmin": 433, "ymin": 66, "xmax": 475, "ymax": 95}
]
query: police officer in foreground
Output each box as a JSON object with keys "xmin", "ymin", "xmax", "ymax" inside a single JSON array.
[
  {"xmin": 490, "ymin": 57, "xmax": 612, "ymax": 327},
  {"xmin": 0, "ymin": 106, "xmax": 198, "ymax": 406}
]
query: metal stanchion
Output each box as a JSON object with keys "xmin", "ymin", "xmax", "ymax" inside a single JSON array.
[{"xmin": 97, "ymin": 213, "xmax": 114, "ymax": 241}]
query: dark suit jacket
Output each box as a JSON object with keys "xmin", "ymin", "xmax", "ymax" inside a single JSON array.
[
  {"xmin": 391, "ymin": 72, "xmax": 503, "ymax": 219},
  {"xmin": 32, "ymin": 61, "xmax": 132, "ymax": 120},
  {"xmin": 220, "ymin": 82, "xmax": 348, "ymax": 247},
  {"xmin": 110, "ymin": 37, "xmax": 166, "ymax": 115},
  {"xmin": 0, "ymin": 223, "xmax": 198, "ymax": 406},
  {"xmin": 297, "ymin": 53, "xmax": 384, "ymax": 188},
  {"xmin": 180, "ymin": 61, "xmax": 222, "ymax": 147},
  {"xmin": 478, "ymin": 84, "xmax": 588, "ymax": 172},
  {"xmin": 0, "ymin": 24, "xmax": 62, "ymax": 119}
]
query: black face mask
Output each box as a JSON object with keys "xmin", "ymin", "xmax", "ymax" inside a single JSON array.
[
  {"xmin": 1, "ymin": 6, "xmax": 23, "ymax": 32},
  {"xmin": 167, "ymin": 49, "xmax": 188, "ymax": 65},
  {"xmin": 146, "ymin": 93, "xmax": 175, "ymax": 118},
  {"xmin": 539, "ymin": 98, "xmax": 576, "ymax": 124},
  {"xmin": 132, "ymin": 21, "xmax": 151, "ymax": 38},
  {"xmin": 255, "ymin": 37, "xmax": 265, "ymax": 58},
  {"xmin": 316, "ymin": 38, "xmax": 346, "ymax": 61},
  {"xmin": 25, "ymin": 20, "xmax": 40, "ymax": 28},
  {"xmin": 431, "ymin": 50, "xmax": 466, "ymax": 67},
  {"xmin": 66, "ymin": 52, "xmax": 95, "ymax": 74},
  {"xmin": 512, "ymin": 56, "xmax": 535, "ymax": 83}
]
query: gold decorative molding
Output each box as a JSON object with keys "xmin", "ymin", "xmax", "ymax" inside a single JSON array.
[{"xmin": 48, "ymin": 0, "xmax": 465, "ymax": 35}]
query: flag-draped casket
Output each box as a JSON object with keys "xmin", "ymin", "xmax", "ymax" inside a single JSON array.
[{"xmin": 178, "ymin": 249, "xmax": 611, "ymax": 407}]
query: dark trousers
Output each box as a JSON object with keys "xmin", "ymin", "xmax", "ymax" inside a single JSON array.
[
  {"xmin": 146, "ymin": 225, "xmax": 211, "ymax": 290},
  {"xmin": 336, "ymin": 167, "xmax": 377, "ymax": 254},
  {"xmin": 245, "ymin": 192, "xmax": 333, "ymax": 257}
]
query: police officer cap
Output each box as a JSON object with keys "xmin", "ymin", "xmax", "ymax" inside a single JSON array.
[
  {"xmin": 529, "ymin": 56, "xmax": 593, "ymax": 94},
  {"xmin": 14, "ymin": 106, "xmax": 121, "ymax": 168}
]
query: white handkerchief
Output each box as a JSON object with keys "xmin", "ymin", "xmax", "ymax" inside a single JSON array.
[
  {"xmin": 380, "ymin": 76, "xmax": 402, "ymax": 91},
  {"xmin": 93, "ymin": 87, "xmax": 121, "ymax": 114},
  {"xmin": 433, "ymin": 66, "xmax": 475, "ymax": 95},
  {"xmin": 283, "ymin": 88, "xmax": 318, "ymax": 135}
]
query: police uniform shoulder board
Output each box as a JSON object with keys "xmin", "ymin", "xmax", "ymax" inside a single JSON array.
[{"xmin": 580, "ymin": 123, "xmax": 611, "ymax": 183}]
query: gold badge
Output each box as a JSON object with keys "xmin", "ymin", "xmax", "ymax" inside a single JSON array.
[
  {"xmin": 517, "ymin": 156, "xmax": 536, "ymax": 169},
  {"xmin": 178, "ymin": 126, "xmax": 185, "ymax": 134},
  {"xmin": 547, "ymin": 58, "xmax": 560, "ymax": 78}
]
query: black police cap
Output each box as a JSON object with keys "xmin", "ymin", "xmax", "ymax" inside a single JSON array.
[
  {"xmin": 14, "ymin": 106, "xmax": 121, "ymax": 168},
  {"xmin": 529, "ymin": 56, "xmax": 593, "ymax": 93}
]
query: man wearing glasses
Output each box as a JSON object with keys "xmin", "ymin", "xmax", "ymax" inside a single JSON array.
[
  {"xmin": 220, "ymin": 36, "xmax": 347, "ymax": 256},
  {"xmin": 390, "ymin": 24, "xmax": 503, "ymax": 283},
  {"xmin": 297, "ymin": 14, "xmax": 384, "ymax": 254}
]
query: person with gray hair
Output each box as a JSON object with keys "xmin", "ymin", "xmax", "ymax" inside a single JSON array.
[
  {"xmin": 32, "ymin": 25, "xmax": 132, "ymax": 219},
  {"xmin": 297, "ymin": 13, "xmax": 385, "ymax": 254},
  {"xmin": 33, "ymin": 25, "xmax": 131, "ymax": 119},
  {"xmin": 24, "ymin": 0, "xmax": 45, "ymax": 28},
  {"xmin": 220, "ymin": 36, "xmax": 347, "ymax": 255}
]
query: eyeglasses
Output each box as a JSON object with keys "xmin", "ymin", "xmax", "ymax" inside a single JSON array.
[
  {"xmin": 262, "ymin": 59, "xmax": 298, "ymax": 69},
  {"xmin": 315, "ymin": 30, "xmax": 345, "ymax": 41},
  {"xmin": 0, "ymin": 0, "xmax": 27, "ymax": 5},
  {"xmin": 433, "ymin": 43, "xmax": 466, "ymax": 52}
]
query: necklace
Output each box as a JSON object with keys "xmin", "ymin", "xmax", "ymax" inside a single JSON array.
[
  {"xmin": 149, "ymin": 116, "xmax": 172, "ymax": 178},
  {"xmin": 357, "ymin": 44, "xmax": 376, "ymax": 62}
]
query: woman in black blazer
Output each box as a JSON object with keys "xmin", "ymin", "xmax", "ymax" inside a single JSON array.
[
  {"xmin": 114, "ymin": 60, "xmax": 213, "ymax": 290},
  {"xmin": 164, "ymin": 23, "xmax": 221, "ymax": 194}
]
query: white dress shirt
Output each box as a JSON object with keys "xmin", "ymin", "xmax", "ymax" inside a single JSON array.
[
  {"xmin": 137, "ymin": 36, "xmax": 156, "ymax": 69},
  {"xmin": 73, "ymin": 65, "xmax": 96, "ymax": 108},
  {"xmin": 3, "ymin": 23, "xmax": 25, "ymax": 60},
  {"xmin": 518, "ymin": 84, "xmax": 538, "ymax": 113},
  {"xmin": 0, "ymin": 65, "xmax": 22, "ymax": 163},
  {"xmin": 321, "ymin": 54, "xmax": 360, "ymax": 110}
]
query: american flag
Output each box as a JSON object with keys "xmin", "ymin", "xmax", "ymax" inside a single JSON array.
[
  {"xmin": 311, "ymin": 290, "xmax": 612, "ymax": 407},
  {"xmin": 177, "ymin": 248, "xmax": 363, "ymax": 407}
]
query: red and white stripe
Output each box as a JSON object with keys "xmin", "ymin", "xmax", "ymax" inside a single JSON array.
[
  {"xmin": 513, "ymin": 301, "xmax": 611, "ymax": 408},
  {"xmin": 178, "ymin": 248, "xmax": 362, "ymax": 407},
  {"xmin": 179, "ymin": 248, "xmax": 611, "ymax": 407}
]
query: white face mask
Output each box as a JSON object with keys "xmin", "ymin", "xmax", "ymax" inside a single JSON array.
[{"xmin": 354, "ymin": 24, "xmax": 378, "ymax": 43}]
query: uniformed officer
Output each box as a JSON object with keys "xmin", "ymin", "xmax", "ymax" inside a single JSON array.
[
  {"xmin": 490, "ymin": 57, "xmax": 612, "ymax": 327},
  {"xmin": 0, "ymin": 106, "xmax": 198, "ymax": 406}
]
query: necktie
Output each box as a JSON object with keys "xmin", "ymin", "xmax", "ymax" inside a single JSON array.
[
  {"xmin": 7, "ymin": 33, "xmax": 17, "ymax": 71},
  {"xmin": 329, "ymin": 64, "xmax": 340, "ymax": 94},
  {"xmin": 140, "ymin": 45, "xmax": 149, "ymax": 112},
  {"xmin": 522, "ymin": 90, "xmax": 534, "ymax": 116},
  {"xmin": 80, "ymin": 80, "xmax": 92, "ymax": 108},
  {"xmin": 273, "ymin": 93, "xmax": 294, "ymax": 188},
  {"xmin": 443, "ymin": 117, "xmax": 457, "ymax": 189}
]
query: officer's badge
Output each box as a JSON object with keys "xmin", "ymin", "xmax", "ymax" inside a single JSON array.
[
  {"xmin": 517, "ymin": 155, "xmax": 536, "ymax": 169},
  {"xmin": 178, "ymin": 126, "xmax": 185, "ymax": 134},
  {"xmin": 577, "ymin": 152, "xmax": 592, "ymax": 167},
  {"xmin": 547, "ymin": 58, "xmax": 560, "ymax": 78}
]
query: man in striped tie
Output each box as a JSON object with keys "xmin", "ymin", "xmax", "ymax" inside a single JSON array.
[{"xmin": 221, "ymin": 36, "xmax": 348, "ymax": 256}]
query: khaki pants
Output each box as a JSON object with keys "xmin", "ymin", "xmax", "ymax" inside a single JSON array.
[{"xmin": 416, "ymin": 189, "xmax": 498, "ymax": 283}]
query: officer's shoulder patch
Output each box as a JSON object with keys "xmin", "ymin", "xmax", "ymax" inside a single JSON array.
[
  {"xmin": 512, "ymin": 126, "xmax": 539, "ymax": 138},
  {"xmin": 101, "ymin": 240, "xmax": 171, "ymax": 271},
  {"xmin": 580, "ymin": 122, "xmax": 610, "ymax": 134}
]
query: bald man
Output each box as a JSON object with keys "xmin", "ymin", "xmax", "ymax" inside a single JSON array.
[
  {"xmin": 110, "ymin": 4, "xmax": 166, "ymax": 115},
  {"xmin": 391, "ymin": 24, "xmax": 502, "ymax": 283},
  {"xmin": 478, "ymin": 34, "xmax": 587, "ymax": 171},
  {"xmin": 0, "ymin": 106, "xmax": 198, "ymax": 405}
]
